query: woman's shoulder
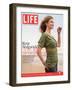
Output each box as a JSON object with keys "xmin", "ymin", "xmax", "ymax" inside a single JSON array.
[
  {"xmin": 43, "ymin": 32, "xmax": 53, "ymax": 40},
  {"xmin": 42, "ymin": 32, "xmax": 48, "ymax": 37},
  {"xmin": 43, "ymin": 32, "xmax": 51, "ymax": 38}
]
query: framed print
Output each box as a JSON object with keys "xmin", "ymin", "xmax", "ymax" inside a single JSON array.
[{"xmin": 9, "ymin": 3, "xmax": 70, "ymax": 86}]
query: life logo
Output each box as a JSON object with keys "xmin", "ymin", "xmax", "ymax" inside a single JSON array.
[{"xmin": 22, "ymin": 14, "xmax": 38, "ymax": 24}]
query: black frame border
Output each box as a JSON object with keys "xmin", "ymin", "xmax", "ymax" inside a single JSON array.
[{"xmin": 9, "ymin": 3, "xmax": 70, "ymax": 86}]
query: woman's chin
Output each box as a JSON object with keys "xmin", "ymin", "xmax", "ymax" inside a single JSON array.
[{"xmin": 50, "ymin": 27, "xmax": 54, "ymax": 29}]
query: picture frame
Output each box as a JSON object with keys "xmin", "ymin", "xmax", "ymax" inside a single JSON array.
[{"xmin": 9, "ymin": 3, "xmax": 70, "ymax": 86}]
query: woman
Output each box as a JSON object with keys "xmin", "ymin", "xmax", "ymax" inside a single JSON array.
[{"xmin": 37, "ymin": 16, "xmax": 62, "ymax": 72}]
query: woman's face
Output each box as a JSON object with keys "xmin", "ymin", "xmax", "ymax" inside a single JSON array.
[{"xmin": 46, "ymin": 19, "xmax": 54, "ymax": 29}]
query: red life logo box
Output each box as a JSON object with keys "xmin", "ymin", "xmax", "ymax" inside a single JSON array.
[{"xmin": 22, "ymin": 14, "xmax": 38, "ymax": 24}]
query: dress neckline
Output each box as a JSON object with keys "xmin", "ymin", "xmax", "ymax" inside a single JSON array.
[
  {"xmin": 45, "ymin": 31, "xmax": 52, "ymax": 37},
  {"xmin": 45, "ymin": 31, "xmax": 56, "ymax": 41}
]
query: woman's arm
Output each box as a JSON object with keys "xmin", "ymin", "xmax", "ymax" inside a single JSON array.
[
  {"xmin": 37, "ymin": 47, "xmax": 45, "ymax": 66},
  {"xmin": 57, "ymin": 27, "xmax": 62, "ymax": 47}
]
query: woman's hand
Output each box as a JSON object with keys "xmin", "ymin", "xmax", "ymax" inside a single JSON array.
[
  {"xmin": 37, "ymin": 47, "xmax": 47, "ymax": 68},
  {"xmin": 43, "ymin": 62, "xmax": 49, "ymax": 70},
  {"xmin": 42, "ymin": 61, "xmax": 47, "ymax": 67},
  {"xmin": 57, "ymin": 26, "xmax": 62, "ymax": 47},
  {"xmin": 57, "ymin": 26, "xmax": 62, "ymax": 33}
]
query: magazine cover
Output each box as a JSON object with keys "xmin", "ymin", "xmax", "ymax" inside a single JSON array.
[
  {"xmin": 21, "ymin": 13, "xmax": 63, "ymax": 76},
  {"xmin": 9, "ymin": 3, "xmax": 70, "ymax": 86}
]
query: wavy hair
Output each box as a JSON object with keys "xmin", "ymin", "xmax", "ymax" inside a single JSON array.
[{"xmin": 40, "ymin": 16, "xmax": 53, "ymax": 33}]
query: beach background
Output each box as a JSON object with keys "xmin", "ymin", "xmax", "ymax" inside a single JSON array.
[{"xmin": 21, "ymin": 48, "xmax": 63, "ymax": 73}]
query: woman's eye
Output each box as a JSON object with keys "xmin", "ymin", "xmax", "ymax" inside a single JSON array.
[{"xmin": 51, "ymin": 21, "xmax": 54, "ymax": 23}]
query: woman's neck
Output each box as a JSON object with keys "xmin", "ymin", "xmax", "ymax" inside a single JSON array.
[{"xmin": 46, "ymin": 27, "xmax": 51, "ymax": 34}]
